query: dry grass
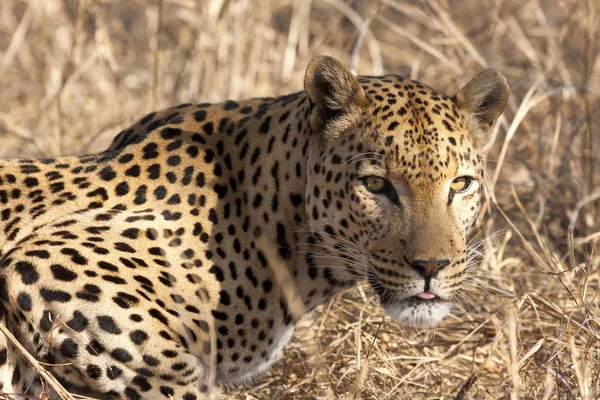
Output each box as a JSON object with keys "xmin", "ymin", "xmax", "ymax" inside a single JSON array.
[{"xmin": 1, "ymin": 0, "xmax": 599, "ymax": 399}]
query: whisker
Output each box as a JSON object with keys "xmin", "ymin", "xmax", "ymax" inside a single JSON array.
[{"xmin": 341, "ymin": 152, "xmax": 385, "ymax": 166}]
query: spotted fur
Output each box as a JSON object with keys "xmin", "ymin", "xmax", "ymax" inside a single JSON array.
[{"xmin": 0, "ymin": 56, "xmax": 508, "ymax": 399}]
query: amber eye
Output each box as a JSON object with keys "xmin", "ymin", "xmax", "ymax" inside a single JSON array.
[
  {"xmin": 450, "ymin": 177, "xmax": 473, "ymax": 193},
  {"xmin": 363, "ymin": 176, "xmax": 389, "ymax": 193}
]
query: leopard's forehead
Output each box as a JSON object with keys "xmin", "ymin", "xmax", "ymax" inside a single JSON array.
[
  {"xmin": 352, "ymin": 75, "xmax": 479, "ymax": 182},
  {"xmin": 357, "ymin": 74, "xmax": 462, "ymax": 132}
]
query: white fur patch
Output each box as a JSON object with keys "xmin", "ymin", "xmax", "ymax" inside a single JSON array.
[{"xmin": 382, "ymin": 299, "xmax": 452, "ymax": 327}]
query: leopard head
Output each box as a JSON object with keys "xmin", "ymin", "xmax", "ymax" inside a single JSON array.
[{"xmin": 304, "ymin": 56, "xmax": 509, "ymax": 326}]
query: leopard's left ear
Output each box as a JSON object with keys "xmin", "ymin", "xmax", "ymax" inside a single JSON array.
[
  {"xmin": 455, "ymin": 69, "xmax": 509, "ymax": 139},
  {"xmin": 305, "ymin": 55, "xmax": 368, "ymax": 136}
]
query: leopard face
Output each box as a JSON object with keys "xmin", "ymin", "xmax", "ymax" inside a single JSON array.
[{"xmin": 304, "ymin": 56, "xmax": 509, "ymax": 326}]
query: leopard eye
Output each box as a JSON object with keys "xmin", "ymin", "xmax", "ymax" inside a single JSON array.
[
  {"xmin": 450, "ymin": 177, "xmax": 473, "ymax": 193},
  {"xmin": 363, "ymin": 176, "xmax": 389, "ymax": 193}
]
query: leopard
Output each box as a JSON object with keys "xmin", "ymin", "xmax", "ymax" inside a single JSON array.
[{"xmin": 0, "ymin": 55, "xmax": 509, "ymax": 399}]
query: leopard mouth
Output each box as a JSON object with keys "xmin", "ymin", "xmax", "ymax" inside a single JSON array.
[
  {"xmin": 367, "ymin": 270, "xmax": 453, "ymax": 327},
  {"xmin": 380, "ymin": 296, "xmax": 452, "ymax": 327}
]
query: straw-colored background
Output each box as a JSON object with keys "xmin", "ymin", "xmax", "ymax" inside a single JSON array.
[{"xmin": 1, "ymin": 0, "xmax": 599, "ymax": 399}]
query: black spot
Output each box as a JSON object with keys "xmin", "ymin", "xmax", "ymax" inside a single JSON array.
[
  {"xmin": 213, "ymin": 183, "xmax": 228, "ymax": 199},
  {"xmin": 134, "ymin": 185, "xmax": 148, "ymax": 205},
  {"xmin": 171, "ymin": 362, "xmax": 187, "ymax": 371},
  {"xmin": 262, "ymin": 279, "xmax": 273, "ymax": 294},
  {"xmin": 24, "ymin": 250, "xmax": 50, "ymax": 259},
  {"xmin": 162, "ymin": 350, "xmax": 177, "ymax": 358},
  {"xmin": 143, "ymin": 355, "xmax": 160, "ymax": 366},
  {"xmin": 50, "ymin": 264, "xmax": 77, "ymax": 281},
  {"xmin": 250, "ymin": 148, "xmax": 261, "ymax": 164},
  {"xmin": 98, "ymin": 261, "xmax": 119, "ymax": 272},
  {"xmin": 132, "ymin": 375, "xmax": 152, "ymax": 391},
  {"xmin": 142, "ymin": 142, "xmax": 159, "ymax": 159},
  {"xmin": 60, "ymin": 248, "xmax": 88, "ymax": 265},
  {"xmin": 245, "ymin": 267, "xmax": 259, "ymax": 287},
  {"xmin": 99, "ymin": 166, "xmax": 117, "ymax": 181},
  {"xmin": 140, "ymin": 112, "xmax": 156, "ymax": 125},
  {"xmin": 115, "ymin": 242, "xmax": 136, "ymax": 253},
  {"xmin": 40, "ymin": 289, "xmax": 71, "ymax": 302},
  {"xmin": 0, "ymin": 276, "xmax": 7, "ymax": 302},
  {"xmin": 111, "ymin": 348, "xmax": 133, "ymax": 363},
  {"xmin": 167, "ymin": 155, "xmax": 181, "ymax": 166},
  {"xmin": 194, "ymin": 110, "xmax": 207, "ymax": 122},
  {"xmin": 40, "ymin": 310, "xmax": 53, "ymax": 331},
  {"xmin": 259, "ymin": 116, "xmax": 271, "ymax": 134},
  {"xmin": 203, "ymin": 122, "xmax": 214, "ymax": 135},
  {"xmin": 130, "ymin": 330, "xmax": 148, "ymax": 345},
  {"xmin": 209, "ymin": 265, "xmax": 225, "ymax": 282},
  {"xmin": 86, "ymin": 364, "xmax": 103, "ymax": 379},
  {"xmin": 149, "ymin": 309, "xmax": 169, "ymax": 325},
  {"xmin": 160, "ymin": 127, "xmax": 182, "ymax": 140},
  {"xmin": 258, "ymin": 298, "xmax": 267, "ymax": 310},
  {"xmin": 86, "ymin": 340, "xmax": 106, "ymax": 355},
  {"xmin": 125, "ymin": 165, "xmax": 141, "ymax": 177},
  {"xmin": 121, "ymin": 228, "xmax": 140, "ymax": 240},
  {"xmin": 196, "ymin": 172, "xmax": 205, "ymax": 187},
  {"xmin": 186, "ymin": 146, "xmax": 199, "ymax": 158},
  {"xmin": 290, "ymin": 194, "xmax": 303, "ymax": 207},
  {"xmin": 60, "ymin": 338, "xmax": 79, "ymax": 359},
  {"xmin": 223, "ymin": 100, "xmax": 239, "ymax": 110},
  {"xmin": 15, "ymin": 261, "xmax": 39, "ymax": 284},
  {"xmin": 107, "ymin": 365, "xmax": 123, "ymax": 379},
  {"xmin": 124, "ymin": 387, "xmax": 141, "ymax": 400},
  {"xmin": 97, "ymin": 316, "xmax": 122, "ymax": 334},
  {"xmin": 219, "ymin": 290, "xmax": 230, "ymax": 305},
  {"xmin": 442, "ymin": 120, "xmax": 454, "ymax": 131},
  {"xmin": 154, "ymin": 186, "xmax": 167, "ymax": 200},
  {"xmin": 17, "ymin": 292, "xmax": 32, "ymax": 311},
  {"xmin": 146, "ymin": 164, "xmax": 161, "ymax": 180},
  {"xmin": 115, "ymin": 181, "xmax": 130, "ymax": 196},
  {"xmin": 24, "ymin": 177, "xmax": 39, "ymax": 188},
  {"xmin": 211, "ymin": 310, "xmax": 228, "ymax": 321},
  {"xmin": 67, "ymin": 311, "xmax": 89, "ymax": 332}
]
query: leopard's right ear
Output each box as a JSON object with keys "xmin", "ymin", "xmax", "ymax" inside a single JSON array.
[
  {"xmin": 455, "ymin": 69, "xmax": 509, "ymax": 144},
  {"xmin": 304, "ymin": 56, "xmax": 368, "ymax": 136}
]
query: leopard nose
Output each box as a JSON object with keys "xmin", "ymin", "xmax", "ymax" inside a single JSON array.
[{"xmin": 408, "ymin": 259, "xmax": 450, "ymax": 279}]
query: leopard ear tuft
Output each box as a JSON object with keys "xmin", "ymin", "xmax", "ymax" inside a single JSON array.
[
  {"xmin": 304, "ymin": 56, "xmax": 368, "ymax": 134},
  {"xmin": 455, "ymin": 69, "xmax": 509, "ymax": 142}
]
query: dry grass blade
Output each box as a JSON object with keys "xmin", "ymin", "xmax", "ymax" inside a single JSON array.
[
  {"xmin": 0, "ymin": 325, "xmax": 79, "ymax": 400},
  {"xmin": 454, "ymin": 375, "xmax": 477, "ymax": 400},
  {"xmin": 324, "ymin": 0, "xmax": 383, "ymax": 74}
]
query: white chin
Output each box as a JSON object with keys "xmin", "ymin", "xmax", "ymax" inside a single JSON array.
[{"xmin": 382, "ymin": 298, "xmax": 452, "ymax": 327}]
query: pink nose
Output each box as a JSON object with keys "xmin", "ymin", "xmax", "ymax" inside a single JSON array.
[{"xmin": 408, "ymin": 259, "xmax": 450, "ymax": 278}]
